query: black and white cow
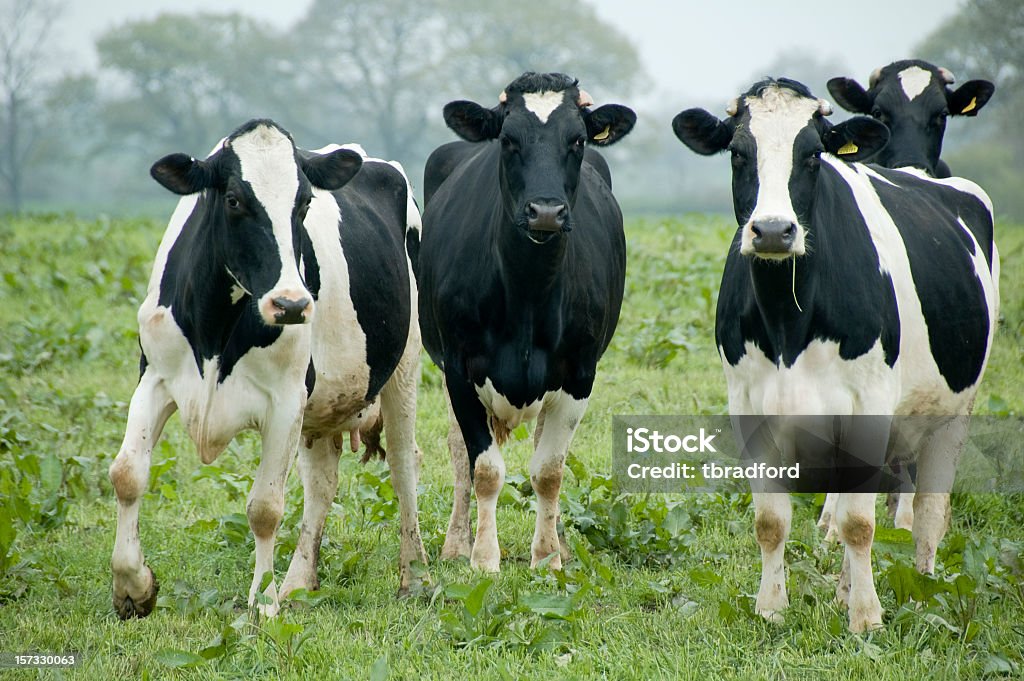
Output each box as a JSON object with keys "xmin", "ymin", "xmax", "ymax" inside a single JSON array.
[
  {"xmin": 109, "ymin": 120, "xmax": 427, "ymax": 619},
  {"xmin": 827, "ymin": 59, "xmax": 995, "ymax": 177},
  {"xmin": 672, "ymin": 79, "xmax": 998, "ymax": 631},
  {"xmin": 419, "ymin": 73, "xmax": 635, "ymax": 572}
]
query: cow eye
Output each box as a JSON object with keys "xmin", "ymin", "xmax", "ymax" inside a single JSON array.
[
  {"xmin": 730, "ymin": 149, "xmax": 747, "ymax": 166},
  {"xmin": 225, "ymin": 194, "xmax": 240, "ymax": 210},
  {"xmin": 806, "ymin": 150, "xmax": 822, "ymax": 169},
  {"xmin": 573, "ymin": 136, "xmax": 586, "ymax": 149}
]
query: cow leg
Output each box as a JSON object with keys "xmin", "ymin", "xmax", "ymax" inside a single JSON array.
[
  {"xmin": 817, "ymin": 493, "xmax": 839, "ymax": 543},
  {"xmin": 894, "ymin": 492, "xmax": 915, "ymax": 531},
  {"xmin": 530, "ymin": 393, "xmax": 587, "ymax": 570},
  {"xmin": 109, "ymin": 369, "xmax": 176, "ymax": 620},
  {"xmin": 380, "ymin": 328, "xmax": 429, "ymax": 595},
  {"xmin": 913, "ymin": 418, "xmax": 965, "ymax": 574},
  {"xmin": 247, "ymin": 399, "xmax": 304, "ymax": 617},
  {"xmin": 836, "ymin": 492, "xmax": 883, "ymax": 632},
  {"xmin": 753, "ymin": 492, "xmax": 791, "ymax": 621},
  {"xmin": 440, "ymin": 380, "xmax": 473, "ymax": 560},
  {"xmin": 281, "ymin": 436, "xmax": 339, "ymax": 597}
]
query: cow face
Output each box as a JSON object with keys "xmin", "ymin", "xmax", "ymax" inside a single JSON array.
[
  {"xmin": 150, "ymin": 120, "xmax": 362, "ymax": 325},
  {"xmin": 672, "ymin": 79, "xmax": 889, "ymax": 259},
  {"xmin": 443, "ymin": 73, "xmax": 635, "ymax": 244},
  {"xmin": 827, "ymin": 60, "xmax": 994, "ymax": 175}
]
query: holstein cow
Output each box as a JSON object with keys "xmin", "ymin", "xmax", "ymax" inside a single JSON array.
[
  {"xmin": 822, "ymin": 60, "xmax": 995, "ymax": 533},
  {"xmin": 419, "ymin": 73, "xmax": 635, "ymax": 571},
  {"xmin": 109, "ymin": 120, "xmax": 427, "ymax": 619},
  {"xmin": 672, "ymin": 78, "xmax": 998, "ymax": 631},
  {"xmin": 827, "ymin": 59, "xmax": 995, "ymax": 178}
]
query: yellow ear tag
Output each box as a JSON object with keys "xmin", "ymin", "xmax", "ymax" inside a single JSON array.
[
  {"xmin": 961, "ymin": 96, "xmax": 978, "ymax": 114},
  {"xmin": 837, "ymin": 141, "xmax": 859, "ymax": 155},
  {"xmin": 593, "ymin": 125, "xmax": 611, "ymax": 142}
]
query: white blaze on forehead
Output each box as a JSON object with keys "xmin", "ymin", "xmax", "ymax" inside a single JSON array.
[
  {"xmin": 231, "ymin": 125, "xmax": 305, "ymax": 292},
  {"xmin": 743, "ymin": 86, "xmax": 818, "ymax": 255},
  {"xmin": 522, "ymin": 90, "xmax": 567, "ymax": 124},
  {"xmin": 898, "ymin": 66, "xmax": 933, "ymax": 101}
]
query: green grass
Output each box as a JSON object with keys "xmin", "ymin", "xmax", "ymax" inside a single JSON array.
[{"xmin": 0, "ymin": 212, "xmax": 1022, "ymax": 680}]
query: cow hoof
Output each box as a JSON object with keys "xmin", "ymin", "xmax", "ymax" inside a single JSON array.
[
  {"xmin": 440, "ymin": 537, "xmax": 472, "ymax": 561},
  {"xmin": 530, "ymin": 551, "xmax": 562, "ymax": 570},
  {"xmin": 848, "ymin": 599, "xmax": 883, "ymax": 633},
  {"xmin": 756, "ymin": 608, "xmax": 785, "ymax": 624},
  {"xmin": 113, "ymin": 568, "xmax": 160, "ymax": 620},
  {"xmin": 469, "ymin": 551, "xmax": 500, "ymax": 573}
]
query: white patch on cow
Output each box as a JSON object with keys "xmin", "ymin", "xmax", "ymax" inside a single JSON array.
[
  {"xmin": 475, "ymin": 377, "xmax": 545, "ymax": 429},
  {"xmin": 522, "ymin": 90, "xmax": 566, "ymax": 124},
  {"xmin": 298, "ymin": 185, "xmax": 373, "ymax": 437},
  {"xmin": 743, "ymin": 86, "xmax": 818, "ymax": 256},
  {"xmin": 898, "ymin": 66, "xmax": 933, "ymax": 101},
  {"xmin": 231, "ymin": 125, "xmax": 308, "ymax": 313}
]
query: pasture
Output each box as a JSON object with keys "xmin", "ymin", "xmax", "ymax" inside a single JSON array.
[{"xmin": 1, "ymin": 212, "xmax": 1022, "ymax": 679}]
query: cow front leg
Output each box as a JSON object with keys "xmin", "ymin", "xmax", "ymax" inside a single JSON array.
[
  {"xmin": 530, "ymin": 392, "xmax": 587, "ymax": 570},
  {"xmin": 753, "ymin": 492, "xmax": 791, "ymax": 621},
  {"xmin": 380, "ymin": 330, "xmax": 429, "ymax": 595},
  {"xmin": 109, "ymin": 368, "xmax": 176, "ymax": 619},
  {"xmin": 837, "ymin": 492, "xmax": 883, "ymax": 632},
  {"xmin": 817, "ymin": 493, "xmax": 839, "ymax": 543},
  {"xmin": 281, "ymin": 437, "xmax": 339, "ymax": 597},
  {"xmin": 440, "ymin": 379, "xmax": 472, "ymax": 560},
  {"xmin": 248, "ymin": 400, "xmax": 303, "ymax": 617}
]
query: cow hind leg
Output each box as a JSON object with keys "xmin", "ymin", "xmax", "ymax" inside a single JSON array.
[
  {"xmin": 380, "ymin": 330, "xmax": 429, "ymax": 595},
  {"xmin": 281, "ymin": 437, "xmax": 340, "ymax": 597},
  {"xmin": 247, "ymin": 399, "xmax": 304, "ymax": 618},
  {"xmin": 817, "ymin": 493, "xmax": 839, "ymax": 543},
  {"xmin": 836, "ymin": 493, "xmax": 883, "ymax": 632},
  {"xmin": 753, "ymin": 493, "xmax": 792, "ymax": 622},
  {"xmin": 440, "ymin": 381, "xmax": 473, "ymax": 560},
  {"xmin": 109, "ymin": 370, "xmax": 176, "ymax": 620},
  {"xmin": 530, "ymin": 393, "xmax": 587, "ymax": 570},
  {"xmin": 913, "ymin": 418, "xmax": 964, "ymax": 574}
]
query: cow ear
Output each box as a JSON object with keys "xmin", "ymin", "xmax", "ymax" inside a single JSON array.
[
  {"xmin": 584, "ymin": 104, "xmax": 637, "ymax": 146},
  {"xmin": 826, "ymin": 77, "xmax": 874, "ymax": 114},
  {"xmin": 443, "ymin": 100, "xmax": 502, "ymax": 142},
  {"xmin": 302, "ymin": 148, "xmax": 363, "ymax": 190},
  {"xmin": 823, "ymin": 116, "xmax": 890, "ymax": 162},
  {"xmin": 948, "ymin": 79, "xmax": 995, "ymax": 117},
  {"xmin": 672, "ymin": 108, "xmax": 732, "ymax": 155},
  {"xmin": 150, "ymin": 153, "xmax": 213, "ymax": 195}
]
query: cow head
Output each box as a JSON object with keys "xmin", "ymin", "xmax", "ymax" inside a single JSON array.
[
  {"xmin": 442, "ymin": 72, "xmax": 635, "ymax": 244},
  {"xmin": 150, "ymin": 119, "xmax": 362, "ymax": 325},
  {"xmin": 827, "ymin": 59, "xmax": 994, "ymax": 175},
  {"xmin": 672, "ymin": 78, "xmax": 889, "ymax": 259}
]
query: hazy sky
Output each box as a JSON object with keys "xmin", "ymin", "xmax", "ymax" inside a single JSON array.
[{"xmin": 63, "ymin": 0, "xmax": 963, "ymax": 105}]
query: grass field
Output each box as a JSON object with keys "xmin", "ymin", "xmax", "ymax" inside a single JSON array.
[{"xmin": 1, "ymin": 212, "xmax": 1022, "ymax": 680}]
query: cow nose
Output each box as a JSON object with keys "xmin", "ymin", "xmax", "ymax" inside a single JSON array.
[
  {"xmin": 751, "ymin": 218, "xmax": 797, "ymax": 253},
  {"xmin": 272, "ymin": 296, "xmax": 312, "ymax": 324},
  {"xmin": 526, "ymin": 202, "xmax": 567, "ymax": 232}
]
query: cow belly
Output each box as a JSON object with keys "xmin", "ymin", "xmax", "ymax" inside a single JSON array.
[{"xmin": 722, "ymin": 339, "xmax": 899, "ymax": 416}]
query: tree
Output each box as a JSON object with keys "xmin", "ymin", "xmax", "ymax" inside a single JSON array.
[
  {"xmin": 0, "ymin": 0, "xmax": 64, "ymax": 212},
  {"xmin": 291, "ymin": 0, "xmax": 644, "ymax": 162}
]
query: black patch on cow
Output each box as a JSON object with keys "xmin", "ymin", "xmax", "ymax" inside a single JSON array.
[
  {"xmin": 139, "ymin": 349, "xmax": 148, "ymax": 380},
  {"xmin": 333, "ymin": 160, "xmax": 412, "ymax": 401},
  {"xmin": 866, "ymin": 166, "xmax": 992, "ymax": 392},
  {"xmin": 305, "ymin": 358, "xmax": 316, "ymax": 396},
  {"xmin": 716, "ymin": 165, "xmax": 901, "ymax": 370},
  {"xmin": 158, "ymin": 193, "xmax": 284, "ymax": 382}
]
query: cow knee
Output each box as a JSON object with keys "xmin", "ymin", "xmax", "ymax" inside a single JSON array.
[
  {"xmin": 530, "ymin": 461, "xmax": 563, "ymax": 501},
  {"xmin": 109, "ymin": 454, "xmax": 145, "ymax": 502},
  {"xmin": 247, "ymin": 495, "xmax": 283, "ymax": 539},
  {"xmin": 755, "ymin": 511, "xmax": 786, "ymax": 550},
  {"xmin": 840, "ymin": 514, "xmax": 874, "ymax": 548},
  {"xmin": 474, "ymin": 459, "xmax": 504, "ymax": 500}
]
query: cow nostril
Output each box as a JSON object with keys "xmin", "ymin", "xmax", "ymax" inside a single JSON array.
[
  {"xmin": 783, "ymin": 224, "xmax": 796, "ymax": 238},
  {"xmin": 751, "ymin": 225, "xmax": 763, "ymax": 238},
  {"xmin": 528, "ymin": 204, "xmax": 539, "ymax": 221}
]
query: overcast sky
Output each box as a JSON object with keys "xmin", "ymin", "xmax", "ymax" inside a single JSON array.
[{"xmin": 62, "ymin": 0, "xmax": 963, "ymax": 105}]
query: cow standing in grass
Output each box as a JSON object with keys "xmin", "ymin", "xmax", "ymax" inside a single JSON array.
[
  {"xmin": 672, "ymin": 79, "xmax": 998, "ymax": 631},
  {"xmin": 419, "ymin": 73, "xmax": 635, "ymax": 572},
  {"xmin": 109, "ymin": 120, "xmax": 427, "ymax": 619}
]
